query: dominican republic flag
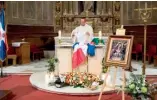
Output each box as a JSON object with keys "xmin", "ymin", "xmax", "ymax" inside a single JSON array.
[
  {"xmin": 0, "ymin": 8, "xmax": 8, "ymax": 62},
  {"xmin": 72, "ymin": 42, "xmax": 88, "ymax": 69}
]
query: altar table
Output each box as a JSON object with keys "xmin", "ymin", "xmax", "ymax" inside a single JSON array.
[{"xmin": 55, "ymin": 37, "xmax": 108, "ymax": 76}]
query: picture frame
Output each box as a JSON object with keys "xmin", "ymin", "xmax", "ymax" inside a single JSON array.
[{"xmin": 104, "ymin": 35, "xmax": 134, "ymax": 67}]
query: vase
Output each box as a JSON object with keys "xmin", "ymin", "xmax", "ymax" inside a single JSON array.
[
  {"xmin": 45, "ymin": 72, "xmax": 55, "ymax": 85},
  {"xmin": 100, "ymin": 73, "xmax": 112, "ymax": 86}
]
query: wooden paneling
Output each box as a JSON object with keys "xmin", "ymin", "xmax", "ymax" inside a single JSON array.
[
  {"xmin": 6, "ymin": 1, "xmax": 54, "ymax": 26},
  {"xmin": 15, "ymin": 42, "xmax": 30, "ymax": 64},
  {"xmin": 124, "ymin": 25, "xmax": 157, "ymax": 49},
  {"xmin": 7, "ymin": 24, "xmax": 58, "ymax": 50}
]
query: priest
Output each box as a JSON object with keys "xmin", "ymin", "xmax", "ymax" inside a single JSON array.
[
  {"xmin": 71, "ymin": 18, "xmax": 95, "ymax": 72},
  {"xmin": 71, "ymin": 18, "xmax": 93, "ymax": 44}
]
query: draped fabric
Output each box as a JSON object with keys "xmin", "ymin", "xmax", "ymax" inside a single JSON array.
[
  {"xmin": 72, "ymin": 42, "xmax": 95, "ymax": 69},
  {"xmin": 0, "ymin": 8, "xmax": 8, "ymax": 62}
]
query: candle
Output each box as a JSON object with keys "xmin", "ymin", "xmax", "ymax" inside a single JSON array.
[
  {"xmin": 64, "ymin": 9, "xmax": 67, "ymax": 15},
  {"xmin": 98, "ymin": 31, "xmax": 102, "ymax": 39},
  {"xmin": 121, "ymin": 25, "xmax": 124, "ymax": 29},
  {"xmin": 58, "ymin": 30, "xmax": 61, "ymax": 39},
  {"xmin": 145, "ymin": 2, "xmax": 147, "ymax": 10}
]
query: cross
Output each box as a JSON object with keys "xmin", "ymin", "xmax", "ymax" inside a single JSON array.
[{"xmin": 134, "ymin": 2, "xmax": 157, "ymax": 11}]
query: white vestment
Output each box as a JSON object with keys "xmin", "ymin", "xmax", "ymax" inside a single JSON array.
[{"xmin": 71, "ymin": 24, "xmax": 93, "ymax": 43}]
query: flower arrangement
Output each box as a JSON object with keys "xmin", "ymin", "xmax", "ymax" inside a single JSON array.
[
  {"xmin": 64, "ymin": 72, "xmax": 100, "ymax": 89},
  {"xmin": 53, "ymin": 72, "xmax": 101, "ymax": 90},
  {"xmin": 124, "ymin": 73, "xmax": 151, "ymax": 100}
]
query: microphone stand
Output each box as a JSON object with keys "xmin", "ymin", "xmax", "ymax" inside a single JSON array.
[
  {"xmin": 0, "ymin": 60, "xmax": 7, "ymax": 78},
  {"xmin": 0, "ymin": 62, "xmax": 3, "ymax": 77}
]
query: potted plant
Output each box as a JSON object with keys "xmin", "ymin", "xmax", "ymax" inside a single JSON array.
[{"xmin": 45, "ymin": 57, "xmax": 59, "ymax": 85}]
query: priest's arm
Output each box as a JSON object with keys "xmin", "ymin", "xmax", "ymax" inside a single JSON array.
[{"xmin": 85, "ymin": 25, "xmax": 94, "ymax": 43}]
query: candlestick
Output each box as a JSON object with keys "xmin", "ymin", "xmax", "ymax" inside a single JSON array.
[
  {"xmin": 145, "ymin": 2, "xmax": 147, "ymax": 10},
  {"xmin": 58, "ymin": 30, "xmax": 61, "ymax": 39},
  {"xmin": 140, "ymin": 2, "xmax": 151, "ymax": 75},
  {"xmin": 98, "ymin": 31, "xmax": 102, "ymax": 40},
  {"xmin": 121, "ymin": 25, "xmax": 124, "ymax": 29},
  {"xmin": 63, "ymin": 9, "xmax": 67, "ymax": 15},
  {"xmin": 145, "ymin": 2, "xmax": 148, "ymax": 12},
  {"xmin": 86, "ymin": 10, "xmax": 88, "ymax": 16}
]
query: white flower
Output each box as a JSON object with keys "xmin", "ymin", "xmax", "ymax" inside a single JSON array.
[
  {"xmin": 142, "ymin": 83, "xmax": 146, "ymax": 86},
  {"xmin": 136, "ymin": 87, "xmax": 139, "ymax": 90},
  {"xmin": 73, "ymin": 77, "xmax": 76, "ymax": 80},
  {"xmin": 133, "ymin": 90, "xmax": 137, "ymax": 94},
  {"xmin": 92, "ymin": 82, "xmax": 99, "ymax": 87},
  {"xmin": 143, "ymin": 79, "xmax": 146, "ymax": 84},
  {"xmin": 59, "ymin": 75, "xmax": 66, "ymax": 82},
  {"xmin": 79, "ymin": 81, "xmax": 83, "ymax": 84}
]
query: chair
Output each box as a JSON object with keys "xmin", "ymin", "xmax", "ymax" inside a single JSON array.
[
  {"xmin": 132, "ymin": 44, "xmax": 142, "ymax": 60},
  {"xmin": 154, "ymin": 55, "xmax": 157, "ymax": 67},
  {"xmin": 146, "ymin": 45, "xmax": 157, "ymax": 64},
  {"xmin": 6, "ymin": 47, "xmax": 17, "ymax": 66},
  {"xmin": 30, "ymin": 44, "xmax": 43, "ymax": 61}
]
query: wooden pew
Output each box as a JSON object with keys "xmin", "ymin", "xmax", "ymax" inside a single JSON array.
[{"xmin": 124, "ymin": 25, "xmax": 157, "ymax": 49}]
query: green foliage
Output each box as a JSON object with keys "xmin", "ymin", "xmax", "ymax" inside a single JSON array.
[
  {"xmin": 73, "ymin": 84, "xmax": 84, "ymax": 88},
  {"xmin": 46, "ymin": 57, "xmax": 59, "ymax": 72},
  {"xmin": 124, "ymin": 73, "xmax": 151, "ymax": 100},
  {"xmin": 102, "ymin": 57, "xmax": 108, "ymax": 73},
  {"xmin": 92, "ymin": 38, "xmax": 105, "ymax": 45}
]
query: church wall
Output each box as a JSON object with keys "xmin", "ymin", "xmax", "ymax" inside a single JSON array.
[
  {"xmin": 5, "ymin": 1, "xmax": 57, "ymax": 50},
  {"xmin": 6, "ymin": 1, "xmax": 54, "ymax": 26}
]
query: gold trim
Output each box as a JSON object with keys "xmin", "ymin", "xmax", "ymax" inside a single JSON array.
[{"xmin": 134, "ymin": 7, "xmax": 157, "ymax": 11}]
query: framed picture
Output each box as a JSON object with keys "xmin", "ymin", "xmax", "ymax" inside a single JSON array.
[{"xmin": 104, "ymin": 35, "xmax": 134, "ymax": 67}]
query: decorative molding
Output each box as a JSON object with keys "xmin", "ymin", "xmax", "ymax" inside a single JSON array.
[
  {"xmin": 61, "ymin": 1, "xmax": 113, "ymax": 35},
  {"xmin": 11, "ymin": 1, "xmax": 19, "ymax": 18},
  {"xmin": 113, "ymin": 1, "xmax": 121, "ymax": 31},
  {"xmin": 23, "ymin": 1, "xmax": 37, "ymax": 20},
  {"xmin": 74, "ymin": 1, "xmax": 78, "ymax": 14},
  {"xmin": 54, "ymin": 1, "xmax": 62, "ymax": 32},
  {"xmin": 120, "ymin": 1, "xmax": 123, "ymax": 24}
]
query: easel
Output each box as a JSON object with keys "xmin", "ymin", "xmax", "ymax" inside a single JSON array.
[
  {"xmin": 98, "ymin": 25, "xmax": 129, "ymax": 100},
  {"xmin": 98, "ymin": 66, "xmax": 126, "ymax": 100}
]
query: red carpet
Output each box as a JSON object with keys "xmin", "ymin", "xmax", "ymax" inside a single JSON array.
[{"xmin": 0, "ymin": 75, "xmax": 132, "ymax": 100}]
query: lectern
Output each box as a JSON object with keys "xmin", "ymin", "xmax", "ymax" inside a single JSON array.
[{"xmin": 12, "ymin": 42, "xmax": 30, "ymax": 64}]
